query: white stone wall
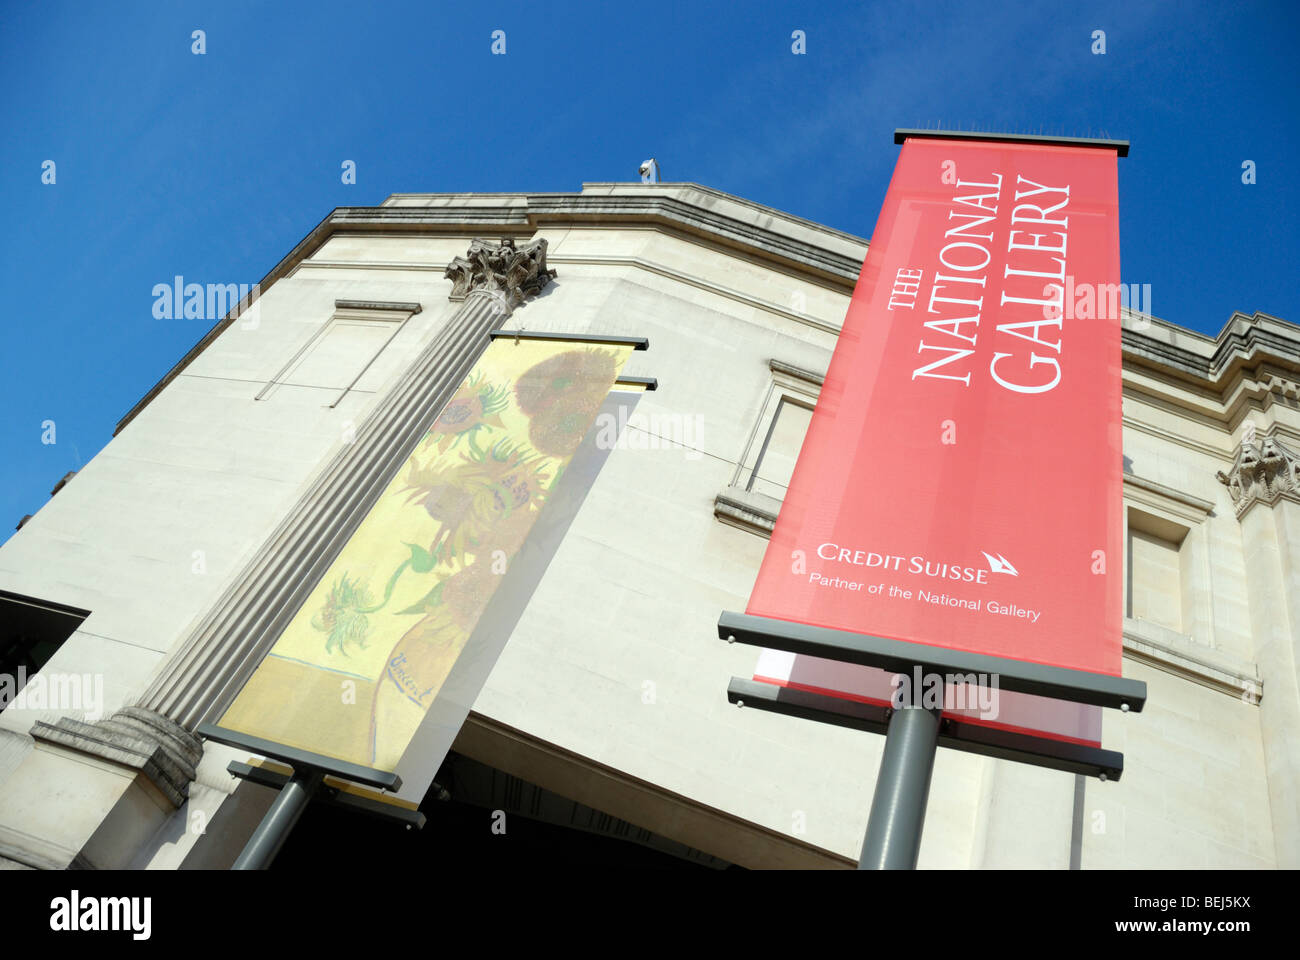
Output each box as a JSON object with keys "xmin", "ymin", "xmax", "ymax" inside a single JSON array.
[{"xmin": 1084, "ymin": 660, "xmax": 1274, "ymax": 868}]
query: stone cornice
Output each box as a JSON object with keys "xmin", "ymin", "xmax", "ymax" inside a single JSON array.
[
  {"xmin": 336, "ymin": 193, "xmax": 868, "ymax": 282},
  {"xmin": 1209, "ymin": 316, "xmax": 1300, "ymax": 375},
  {"xmin": 1123, "ymin": 310, "xmax": 1300, "ymax": 395},
  {"xmin": 1121, "ymin": 315, "xmax": 1300, "ymax": 448},
  {"xmin": 1122, "ymin": 325, "xmax": 1214, "ymax": 380},
  {"xmin": 526, "ymin": 193, "xmax": 865, "ymax": 281},
  {"xmin": 112, "ymin": 184, "xmax": 1295, "ymax": 437},
  {"xmin": 112, "ymin": 187, "xmax": 869, "ymax": 435}
]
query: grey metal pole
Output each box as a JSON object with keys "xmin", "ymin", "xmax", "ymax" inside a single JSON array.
[
  {"xmin": 858, "ymin": 703, "xmax": 943, "ymax": 869},
  {"xmin": 232, "ymin": 767, "xmax": 324, "ymax": 870}
]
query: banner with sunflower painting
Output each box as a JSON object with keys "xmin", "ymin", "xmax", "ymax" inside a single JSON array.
[{"xmin": 216, "ymin": 335, "xmax": 637, "ymax": 779}]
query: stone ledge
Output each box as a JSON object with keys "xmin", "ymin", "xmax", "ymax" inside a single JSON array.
[
  {"xmin": 29, "ymin": 707, "xmax": 202, "ymax": 809},
  {"xmin": 0, "ymin": 825, "xmax": 89, "ymax": 871},
  {"xmin": 1124, "ymin": 473, "xmax": 1216, "ymax": 519},
  {"xmin": 714, "ymin": 487, "xmax": 781, "ymax": 537},
  {"xmin": 769, "ymin": 358, "xmax": 826, "ymax": 388},
  {"xmin": 333, "ymin": 299, "xmax": 422, "ymax": 313},
  {"xmin": 30, "ymin": 721, "xmax": 184, "ymax": 808},
  {"xmin": 1122, "ymin": 618, "xmax": 1262, "ymax": 701}
]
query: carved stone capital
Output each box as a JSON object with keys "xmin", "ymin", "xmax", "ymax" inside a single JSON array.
[
  {"xmin": 1216, "ymin": 435, "xmax": 1300, "ymax": 519},
  {"xmin": 444, "ymin": 237, "xmax": 556, "ymax": 306},
  {"xmin": 30, "ymin": 707, "xmax": 203, "ymax": 809}
]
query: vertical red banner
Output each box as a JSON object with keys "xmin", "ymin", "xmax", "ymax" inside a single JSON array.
[{"xmin": 747, "ymin": 137, "xmax": 1123, "ymax": 742}]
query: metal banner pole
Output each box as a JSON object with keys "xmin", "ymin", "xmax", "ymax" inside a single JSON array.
[
  {"xmin": 722, "ymin": 612, "xmax": 1147, "ymax": 869},
  {"xmin": 197, "ymin": 723, "xmax": 414, "ymax": 870},
  {"xmin": 858, "ymin": 701, "xmax": 942, "ymax": 870},
  {"xmin": 231, "ymin": 767, "xmax": 325, "ymax": 870}
]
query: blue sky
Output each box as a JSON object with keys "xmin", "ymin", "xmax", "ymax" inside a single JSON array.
[{"xmin": 1, "ymin": 0, "xmax": 1297, "ymax": 539}]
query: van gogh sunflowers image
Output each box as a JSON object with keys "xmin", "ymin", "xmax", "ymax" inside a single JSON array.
[{"xmin": 220, "ymin": 338, "xmax": 632, "ymax": 769}]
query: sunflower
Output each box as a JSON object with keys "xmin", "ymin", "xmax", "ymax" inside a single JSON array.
[
  {"xmin": 526, "ymin": 402, "xmax": 595, "ymax": 457},
  {"xmin": 399, "ymin": 439, "xmax": 550, "ymax": 568},
  {"xmin": 425, "ymin": 374, "xmax": 509, "ymax": 456},
  {"xmin": 514, "ymin": 349, "xmax": 619, "ymax": 417},
  {"xmin": 513, "ymin": 349, "xmax": 620, "ymax": 456}
]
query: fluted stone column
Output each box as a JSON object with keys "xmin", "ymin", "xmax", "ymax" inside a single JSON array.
[
  {"xmin": 1217, "ymin": 433, "xmax": 1300, "ymax": 867},
  {"xmin": 30, "ymin": 238, "xmax": 555, "ymax": 816}
]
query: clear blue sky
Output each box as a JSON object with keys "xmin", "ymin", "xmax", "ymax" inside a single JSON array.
[{"xmin": 2, "ymin": 0, "xmax": 1297, "ymax": 540}]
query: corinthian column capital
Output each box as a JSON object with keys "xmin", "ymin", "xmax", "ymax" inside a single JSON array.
[
  {"xmin": 444, "ymin": 237, "xmax": 557, "ymax": 306},
  {"xmin": 1217, "ymin": 434, "xmax": 1300, "ymax": 518}
]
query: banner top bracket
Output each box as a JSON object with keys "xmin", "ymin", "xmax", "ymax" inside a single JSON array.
[{"xmin": 894, "ymin": 128, "xmax": 1130, "ymax": 157}]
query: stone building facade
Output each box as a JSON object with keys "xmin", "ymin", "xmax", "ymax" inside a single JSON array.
[{"xmin": 0, "ymin": 182, "xmax": 1296, "ymax": 869}]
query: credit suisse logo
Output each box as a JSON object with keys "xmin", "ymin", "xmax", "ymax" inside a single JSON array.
[{"xmin": 816, "ymin": 543, "xmax": 1020, "ymax": 584}]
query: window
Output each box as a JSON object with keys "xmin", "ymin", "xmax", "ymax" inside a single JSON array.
[
  {"xmin": 1125, "ymin": 508, "xmax": 1190, "ymax": 633},
  {"xmin": 747, "ymin": 398, "xmax": 814, "ymax": 499},
  {"xmin": 716, "ymin": 359, "xmax": 823, "ymax": 537}
]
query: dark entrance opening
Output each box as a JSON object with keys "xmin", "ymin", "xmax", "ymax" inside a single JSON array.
[{"xmin": 272, "ymin": 751, "xmax": 739, "ymax": 870}]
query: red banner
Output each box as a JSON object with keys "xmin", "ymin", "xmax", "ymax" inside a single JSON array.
[{"xmin": 747, "ymin": 136, "xmax": 1122, "ymax": 742}]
